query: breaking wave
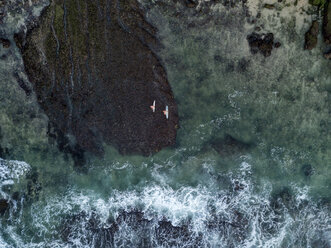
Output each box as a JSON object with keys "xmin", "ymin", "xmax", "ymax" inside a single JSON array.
[{"xmin": 1, "ymin": 161, "xmax": 329, "ymax": 248}]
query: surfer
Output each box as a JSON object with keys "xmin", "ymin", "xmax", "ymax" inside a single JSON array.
[
  {"xmin": 150, "ymin": 100, "xmax": 155, "ymax": 112},
  {"xmin": 163, "ymin": 106, "xmax": 169, "ymax": 119}
]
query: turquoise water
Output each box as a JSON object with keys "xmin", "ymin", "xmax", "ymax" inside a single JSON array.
[{"xmin": 0, "ymin": 0, "xmax": 330, "ymax": 247}]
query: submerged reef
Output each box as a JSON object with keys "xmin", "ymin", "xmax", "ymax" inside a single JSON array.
[
  {"xmin": 15, "ymin": 0, "xmax": 179, "ymax": 164},
  {"xmin": 304, "ymin": 20, "xmax": 319, "ymax": 50},
  {"xmin": 246, "ymin": 32, "xmax": 280, "ymax": 57}
]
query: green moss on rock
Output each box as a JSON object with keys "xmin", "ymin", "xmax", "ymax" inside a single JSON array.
[
  {"xmin": 16, "ymin": 0, "xmax": 179, "ymax": 164},
  {"xmin": 309, "ymin": 0, "xmax": 326, "ymax": 7}
]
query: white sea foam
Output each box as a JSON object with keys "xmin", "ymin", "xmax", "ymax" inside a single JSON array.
[
  {"xmin": 7, "ymin": 161, "xmax": 327, "ymax": 248},
  {"xmin": 0, "ymin": 158, "xmax": 30, "ymax": 185}
]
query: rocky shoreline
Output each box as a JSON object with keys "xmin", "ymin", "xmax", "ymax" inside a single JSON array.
[
  {"xmin": 0, "ymin": 0, "xmax": 329, "ymax": 165},
  {"xmin": 14, "ymin": 0, "xmax": 179, "ymax": 164}
]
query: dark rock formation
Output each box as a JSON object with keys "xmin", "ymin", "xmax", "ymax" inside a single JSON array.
[
  {"xmin": 61, "ymin": 210, "xmax": 203, "ymax": 247},
  {"xmin": 323, "ymin": 0, "xmax": 331, "ymax": 44},
  {"xmin": 211, "ymin": 134, "xmax": 252, "ymax": 156},
  {"xmin": 15, "ymin": 0, "xmax": 179, "ymax": 162},
  {"xmin": 304, "ymin": 20, "xmax": 319, "ymax": 50},
  {"xmin": 263, "ymin": 3, "xmax": 275, "ymax": 9},
  {"xmin": 61, "ymin": 211, "xmax": 118, "ymax": 247},
  {"xmin": 156, "ymin": 219, "xmax": 203, "ymax": 246},
  {"xmin": 0, "ymin": 199, "xmax": 9, "ymax": 215},
  {"xmin": 274, "ymin": 41, "xmax": 281, "ymax": 48},
  {"xmin": 301, "ymin": 163, "xmax": 314, "ymax": 177},
  {"xmin": 0, "ymin": 38, "xmax": 10, "ymax": 48},
  {"xmin": 324, "ymin": 50, "xmax": 331, "ymax": 59},
  {"xmin": 247, "ymin": 32, "xmax": 280, "ymax": 57},
  {"xmin": 184, "ymin": 0, "xmax": 198, "ymax": 8}
]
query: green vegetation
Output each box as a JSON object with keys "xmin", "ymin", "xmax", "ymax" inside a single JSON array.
[{"xmin": 309, "ymin": 0, "xmax": 326, "ymax": 7}]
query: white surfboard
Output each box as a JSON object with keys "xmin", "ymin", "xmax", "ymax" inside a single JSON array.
[
  {"xmin": 150, "ymin": 100, "xmax": 155, "ymax": 112},
  {"xmin": 163, "ymin": 106, "xmax": 169, "ymax": 119}
]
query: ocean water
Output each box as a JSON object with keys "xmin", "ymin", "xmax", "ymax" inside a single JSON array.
[{"xmin": 0, "ymin": 0, "xmax": 330, "ymax": 247}]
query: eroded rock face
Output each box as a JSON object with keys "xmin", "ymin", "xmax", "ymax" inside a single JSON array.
[
  {"xmin": 323, "ymin": 0, "xmax": 331, "ymax": 44},
  {"xmin": 15, "ymin": 0, "xmax": 178, "ymax": 162},
  {"xmin": 304, "ymin": 20, "xmax": 319, "ymax": 50}
]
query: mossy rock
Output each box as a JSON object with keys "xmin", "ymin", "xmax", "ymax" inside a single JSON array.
[
  {"xmin": 15, "ymin": 0, "xmax": 179, "ymax": 164},
  {"xmin": 309, "ymin": 0, "xmax": 326, "ymax": 7}
]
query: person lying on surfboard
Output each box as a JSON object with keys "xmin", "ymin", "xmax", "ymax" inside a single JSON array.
[
  {"xmin": 163, "ymin": 106, "xmax": 169, "ymax": 119},
  {"xmin": 150, "ymin": 100, "xmax": 155, "ymax": 112}
]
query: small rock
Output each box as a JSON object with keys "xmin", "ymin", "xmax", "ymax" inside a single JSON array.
[
  {"xmin": 184, "ymin": 0, "xmax": 198, "ymax": 8},
  {"xmin": 304, "ymin": 20, "xmax": 319, "ymax": 50},
  {"xmin": 274, "ymin": 41, "xmax": 281, "ymax": 48},
  {"xmin": 0, "ymin": 199, "xmax": 8, "ymax": 215},
  {"xmin": 234, "ymin": 181, "xmax": 245, "ymax": 191},
  {"xmin": 263, "ymin": 4, "xmax": 275, "ymax": 9},
  {"xmin": 0, "ymin": 38, "xmax": 10, "ymax": 48},
  {"xmin": 323, "ymin": 51, "xmax": 331, "ymax": 59}
]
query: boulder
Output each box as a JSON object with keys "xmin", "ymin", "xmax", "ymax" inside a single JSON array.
[{"xmin": 247, "ymin": 32, "xmax": 280, "ymax": 57}]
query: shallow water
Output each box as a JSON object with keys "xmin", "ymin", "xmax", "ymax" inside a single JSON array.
[{"xmin": 0, "ymin": 0, "xmax": 330, "ymax": 247}]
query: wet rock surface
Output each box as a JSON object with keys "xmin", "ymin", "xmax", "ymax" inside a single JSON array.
[
  {"xmin": 61, "ymin": 210, "xmax": 203, "ymax": 247},
  {"xmin": 61, "ymin": 211, "xmax": 118, "ymax": 247},
  {"xmin": 15, "ymin": 0, "xmax": 179, "ymax": 162},
  {"xmin": 246, "ymin": 32, "xmax": 280, "ymax": 57},
  {"xmin": 0, "ymin": 38, "xmax": 10, "ymax": 48},
  {"xmin": 184, "ymin": 0, "xmax": 199, "ymax": 8},
  {"xmin": 0, "ymin": 199, "xmax": 9, "ymax": 215},
  {"xmin": 323, "ymin": 0, "xmax": 331, "ymax": 44},
  {"xmin": 324, "ymin": 50, "xmax": 331, "ymax": 59},
  {"xmin": 304, "ymin": 20, "xmax": 319, "ymax": 50}
]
